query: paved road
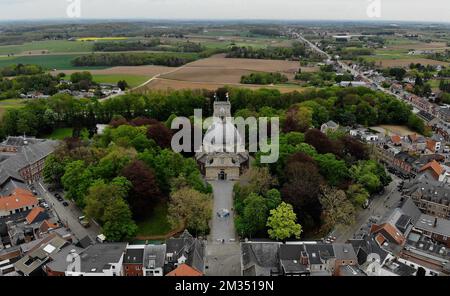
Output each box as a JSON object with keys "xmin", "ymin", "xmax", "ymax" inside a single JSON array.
[
  {"xmin": 205, "ymin": 180, "xmax": 241, "ymax": 276},
  {"xmin": 331, "ymin": 174, "xmax": 403, "ymax": 243},
  {"xmin": 208, "ymin": 180, "xmax": 237, "ymax": 244},
  {"xmin": 36, "ymin": 181, "xmax": 101, "ymax": 241}
]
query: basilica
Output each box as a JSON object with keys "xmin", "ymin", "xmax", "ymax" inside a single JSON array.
[{"xmin": 195, "ymin": 96, "xmax": 249, "ymax": 181}]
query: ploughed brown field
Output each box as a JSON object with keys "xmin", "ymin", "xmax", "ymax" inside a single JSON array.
[
  {"xmin": 160, "ymin": 54, "xmax": 317, "ymax": 83},
  {"xmin": 386, "ymin": 42, "xmax": 450, "ymax": 51},
  {"xmin": 137, "ymin": 78, "xmax": 306, "ymax": 93}
]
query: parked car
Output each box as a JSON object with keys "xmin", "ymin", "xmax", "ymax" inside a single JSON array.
[{"xmin": 62, "ymin": 201, "xmax": 69, "ymax": 207}]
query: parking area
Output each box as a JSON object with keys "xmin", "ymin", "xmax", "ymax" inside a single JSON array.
[{"xmin": 34, "ymin": 180, "xmax": 101, "ymax": 241}]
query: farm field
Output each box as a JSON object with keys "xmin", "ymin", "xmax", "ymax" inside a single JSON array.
[
  {"xmin": 0, "ymin": 99, "xmax": 27, "ymax": 119},
  {"xmin": 136, "ymin": 54, "xmax": 313, "ymax": 92},
  {"xmin": 363, "ymin": 56, "xmax": 450, "ymax": 68},
  {"xmin": 0, "ymin": 40, "xmax": 94, "ymax": 55},
  {"xmin": 93, "ymin": 74, "xmax": 149, "ymax": 88},
  {"xmin": 0, "ymin": 54, "xmax": 107, "ymax": 70},
  {"xmin": 138, "ymin": 77, "xmax": 306, "ymax": 93},
  {"xmin": 54, "ymin": 65, "xmax": 174, "ymax": 77},
  {"xmin": 76, "ymin": 37, "xmax": 129, "ymax": 42}
]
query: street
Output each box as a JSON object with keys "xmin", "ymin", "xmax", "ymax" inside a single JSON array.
[
  {"xmin": 35, "ymin": 181, "xmax": 101, "ymax": 241},
  {"xmin": 331, "ymin": 174, "xmax": 403, "ymax": 243}
]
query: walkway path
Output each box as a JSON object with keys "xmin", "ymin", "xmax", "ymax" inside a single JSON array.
[
  {"xmin": 208, "ymin": 180, "xmax": 237, "ymax": 244},
  {"xmin": 205, "ymin": 180, "xmax": 241, "ymax": 276}
]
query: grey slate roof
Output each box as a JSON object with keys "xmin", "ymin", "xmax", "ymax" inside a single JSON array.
[
  {"xmin": 333, "ymin": 244, "xmax": 357, "ymax": 261},
  {"xmin": 78, "ymin": 242, "xmax": 127, "ymax": 273},
  {"xmin": 166, "ymin": 230, "xmax": 205, "ymax": 273},
  {"xmin": 0, "ymin": 139, "xmax": 58, "ymax": 186},
  {"xmin": 403, "ymin": 178, "xmax": 450, "ymax": 205},
  {"xmin": 123, "ymin": 247, "xmax": 145, "ymax": 264},
  {"xmin": 415, "ymin": 214, "xmax": 450, "ymax": 238},
  {"xmin": 143, "ymin": 244, "xmax": 166, "ymax": 269},
  {"xmin": 348, "ymin": 234, "xmax": 389, "ymax": 265},
  {"xmin": 45, "ymin": 245, "xmax": 84, "ymax": 273},
  {"xmin": 241, "ymin": 242, "xmax": 281, "ymax": 276}
]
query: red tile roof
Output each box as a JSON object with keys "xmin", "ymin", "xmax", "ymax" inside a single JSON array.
[
  {"xmin": 0, "ymin": 188, "xmax": 38, "ymax": 212},
  {"xmin": 419, "ymin": 160, "xmax": 444, "ymax": 180},
  {"xmin": 26, "ymin": 207, "xmax": 45, "ymax": 224},
  {"xmin": 391, "ymin": 135, "xmax": 401, "ymax": 144},
  {"xmin": 166, "ymin": 264, "xmax": 203, "ymax": 276},
  {"xmin": 370, "ymin": 223, "xmax": 405, "ymax": 246},
  {"xmin": 40, "ymin": 220, "xmax": 59, "ymax": 233}
]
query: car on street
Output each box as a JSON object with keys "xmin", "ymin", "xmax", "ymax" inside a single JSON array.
[{"xmin": 62, "ymin": 201, "xmax": 69, "ymax": 207}]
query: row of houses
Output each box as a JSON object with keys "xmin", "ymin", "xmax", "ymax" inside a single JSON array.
[{"xmin": 240, "ymin": 197, "xmax": 449, "ymax": 277}]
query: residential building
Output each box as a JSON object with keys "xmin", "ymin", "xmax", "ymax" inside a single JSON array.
[
  {"xmin": 403, "ymin": 178, "xmax": 450, "ymax": 219},
  {"xmin": 414, "ymin": 214, "xmax": 450, "ymax": 247},
  {"xmin": 165, "ymin": 230, "xmax": 205, "ymax": 275},
  {"xmin": 0, "ymin": 188, "xmax": 38, "ymax": 218},
  {"xmin": 0, "ymin": 137, "xmax": 58, "ymax": 188},
  {"xmin": 166, "ymin": 263, "xmax": 203, "ymax": 276},
  {"xmin": 123, "ymin": 245, "xmax": 145, "ymax": 276},
  {"xmin": 240, "ymin": 241, "xmax": 281, "ymax": 276},
  {"xmin": 44, "ymin": 245, "xmax": 84, "ymax": 276},
  {"xmin": 14, "ymin": 233, "xmax": 70, "ymax": 276},
  {"xmin": 65, "ymin": 242, "xmax": 128, "ymax": 276},
  {"xmin": 143, "ymin": 244, "xmax": 166, "ymax": 276}
]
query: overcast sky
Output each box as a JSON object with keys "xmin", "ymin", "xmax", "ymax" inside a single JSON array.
[{"xmin": 0, "ymin": 0, "xmax": 449, "ymax": 23}]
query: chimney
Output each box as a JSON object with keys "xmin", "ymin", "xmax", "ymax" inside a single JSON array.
[
  {"xmin": 300, "ymin": 251, "xmax": 309, "ymax": 266},
  {"xmin": 434, "ymin": 217, "xmax": 438, "ymax": 228}
]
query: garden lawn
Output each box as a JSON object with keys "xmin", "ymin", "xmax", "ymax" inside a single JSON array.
[
  {"xmin": 0, "ymin": 99, "xmax": 27, "ymax": 119},
  {"xmin": 45, "ymin": 128, "xmax": 73, "ymax": 140},
  {"xmin": 136, "ymin": 203, "xmax": 172, "ymax": 237}
]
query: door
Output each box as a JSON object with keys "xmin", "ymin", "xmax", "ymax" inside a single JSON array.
[{"xmin": 218, "ymin": 171, "xmax": 227, "ymax": 180}]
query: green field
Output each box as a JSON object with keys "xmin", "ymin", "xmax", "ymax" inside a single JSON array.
[
  {"xmin": 93, "ymin": 74, "xmax": 149, "ymax": 88},
  {"xmin": 0, "ymin": 40, "xmax": 94, "ymax": 55},
  {"xmin": 136, "ymin": 203, "xmax": 172, "ymax": 237},
  {"xmin": 0, "ymin": 99, "xmax": 27, "ymax": 118},
  {"xmin": 44, "ymin": 127, "xmax": 74, "ymax": 140},
  {"xmin": 0, "ymin": 54, "xmax": 107, "ymax": 70}
]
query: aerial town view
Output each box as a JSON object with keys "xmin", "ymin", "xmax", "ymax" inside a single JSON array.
[{"xmin": 0, "ymin": 0, "xmax": 449, "ymax": 290}]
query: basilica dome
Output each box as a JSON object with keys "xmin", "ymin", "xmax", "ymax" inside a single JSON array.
[{"xmin": 202, "ymin": 118, "xmax": 245, "ymax": 153}]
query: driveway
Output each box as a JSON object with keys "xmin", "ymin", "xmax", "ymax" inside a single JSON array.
[
  {"xmin": 208, "ymin": 180, "xmax": 237, "ymax": 244},
  {"xmin": 36, "ymin": 181, "xmax": 101, "ymax": 241}
]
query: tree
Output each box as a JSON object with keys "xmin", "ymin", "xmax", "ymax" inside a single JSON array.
[
  {"xmin": 241, "ymin": 166, "xmax": 277, "ymax": 196},
  {"xmin": 281, "ymin": 161, "xmax": 323, "ymax": 228},
  {"xmin": 265, "ymin": 189, "xmax": 282, "ymax": 210},
  {"xmin": 61, "ymin": 160, "xmax": 94, "ymax": 206},
  {"xmin": 267, "ymin": 202, "xmax": 302, "ymax": 241},
  {"xmin": 347, "ymin": 184, "xmax": 370, "ymax": 207},
  {"xmin": 117, "ymin": 80, "xmax": 129, "ymax": 91},
  {"xmin": 168, "ymin": 187, "xmax": 212, "ymax": 234},
  {"xmin": 121, "ymin": 160, "xmax": 162, "ymax": 220},
  {"xmin": 43, "ymin": 155, "xmax": 68, "ymax": 188},
  {"xmin": 147, "ymin": 122, "xmax": 173, "ymax": 149},
  {"xmin": 236, "ymin": 193, "xmax": 268, "ymax": 237},
  {"xmin": 102, "ymin": 197, "xmax": 138, "ymax": 242},
  {"xmin": 319, "ymin": 186, "xmax": 355, "ymax": 232}
]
